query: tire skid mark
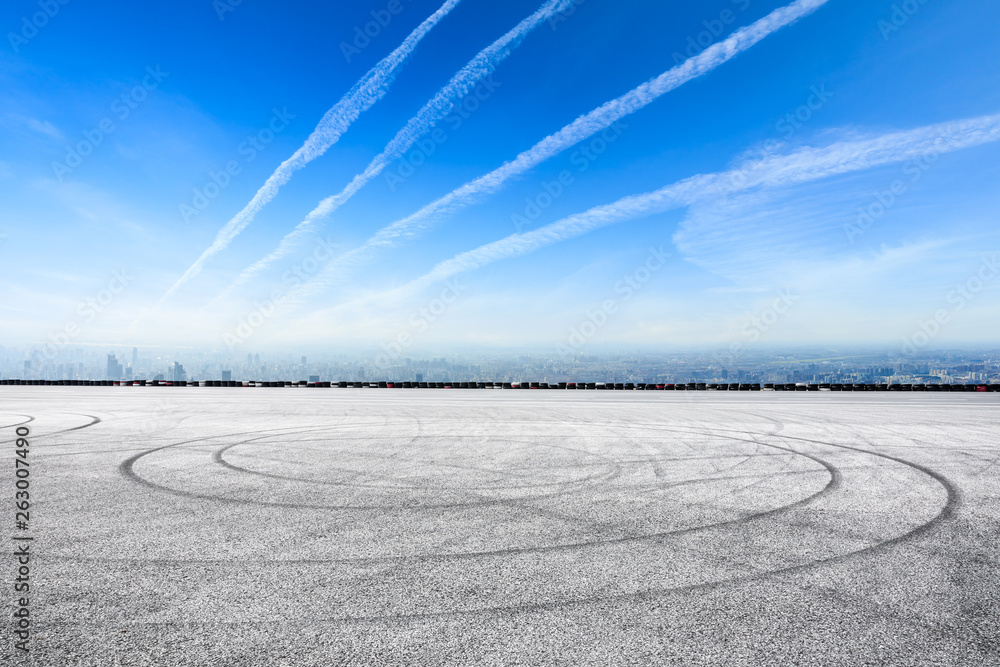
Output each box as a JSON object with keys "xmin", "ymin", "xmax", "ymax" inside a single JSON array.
[
  {"xmin": 119, "ymin": 425, "xmax": 351, "ymax": 493},
  {"xmin": 0, "ymin": 414, "xmax": 36, "ymax": 431},
  {"xmin": 211, "ymin": 440, "xmax": 618, "ymax": 493},
  {"xmin": 84, "ymin": 409, "xmax": 957, "ymax": 625},
  {"xmin": 93, "ymin": 430, "xmax": 838, "ymax": 564},
  {"xmin": 112, "ymin": 434, "xmax": 948, "ymax": 628},
  {"xmin": 20, "ymin": 414, "xmax": 103, "ymax": 445},
  {"xmin": 209, "ymin": 418, "xmax": 624, "ymax": 497},
  {"xmin": 123, "ymin": 427, "xmax": 620, "ymax": 510},
  {"xmin": 768, "ymin": 430, "xmax": 962, "ymax": 531},
  {"xmin": 301, "ymin": 429, "xmax": 958, "ymax": 622}
]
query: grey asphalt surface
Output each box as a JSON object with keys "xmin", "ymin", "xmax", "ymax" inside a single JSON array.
[{"xmin": 2, "ymin": 388, "xmax": 999, "ymax": 666}]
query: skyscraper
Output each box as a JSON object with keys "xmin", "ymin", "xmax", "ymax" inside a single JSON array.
[
  {"xmin": 131, "ymin": 347, "xmax": 138, "ymax": 369},
  {"xmin": 171, "ymin": 362, "xmax": 186, "ymax": 383},
  {"xmin": 106, "ymin": 354, "xmax": 123, "ymax": 380}
]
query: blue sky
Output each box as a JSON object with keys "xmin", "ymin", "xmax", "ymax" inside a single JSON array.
[{"xmin": 1, "ymin": 0, "xmax": 998, "ymax": 357}]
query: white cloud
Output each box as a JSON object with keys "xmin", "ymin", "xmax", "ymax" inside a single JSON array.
[
  {"xmin": 219, "ymin": 0, "xmax": 577, "ymax": 297},
  {"xmin": 309, "ymin": 112, "xmax": 1000, "ymax": 315},
  {"xmin": 9, "ymin": 114, "xmax": 64, "ymax": 140},
  {"xmin": 281, "ymin": 0, "xmax": 832, "ymax": 305},
  {"xmin": 150, "ymin": 0, "xmax": 464, "ymax": 307}
]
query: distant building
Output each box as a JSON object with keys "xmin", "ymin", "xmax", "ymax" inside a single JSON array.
[
  {"xmin": 416, "ymin": 373, "xmax": 423, "ymax": 382},
  {"xmin": 309, "ymin": 375, "xmax": 319, "ymax": 382},
  {"xmin": 107, "ymin": 354, "xmax": 123, "ymax": 380},
  {"xmin": 171, "ymin": 362, "xmax": 186, "ymax": 383},
  {"xmin": 221, "ymin": 370, "xmax": 232, "ymax": 382},
  {"xmin": 131, "ymin": 347, "xmax": 138, "ymax": 369},
  {"xmin": 23, "ymin": 360, "xmax": 30, "ymax": 377}
]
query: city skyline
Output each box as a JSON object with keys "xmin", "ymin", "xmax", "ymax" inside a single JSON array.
[
  {"xmin": 5, "ymin": 342, "xmax": 998, "ymax": 387},
  {"xmin": 2, "ymin": 0, "xmax": 999, "ymax": 355}
]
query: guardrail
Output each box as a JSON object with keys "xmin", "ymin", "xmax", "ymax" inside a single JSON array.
[{"xmin": 1, "ymin": 380, "xmax": 997, "ymax": 392}]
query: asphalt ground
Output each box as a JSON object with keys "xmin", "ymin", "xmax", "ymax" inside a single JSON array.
[{"xmin": 2, "ymin": 389, "xmax": 998, "ymax": 666}]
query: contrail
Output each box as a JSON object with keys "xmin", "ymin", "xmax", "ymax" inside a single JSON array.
[
  {"xmin": 224, "ymin": 0, "xmax": 575, "ymax": 293},
  {"xmin": 281, "ymin": 0, "xmax": 830, "ymax": 303},
  {"xmin": 149, "ymin": 0, "xmax": 463, "ymax": 308},
  {"xmin": 327, "ymin": 113, "xmax": 1000, "ymax": 306}
]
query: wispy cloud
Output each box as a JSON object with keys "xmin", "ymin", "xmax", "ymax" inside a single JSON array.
[
  {"xmin": 330, "ymin": 113, "xmax": 1000, "ymax": 307},
  {"xmin": 8, "ymin": 114, "xmax": 63, "ymax": 140},
  {"xmin": 277, "ymin": 0, "xmax": 830, "ymax": 304},
  {"xmin": 221, "ymin": 0, "xmax": 576, "ymax": 295},
  {"xmin": 148, "ymin": 0, "xmax": 463, "ymax": 308}
]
